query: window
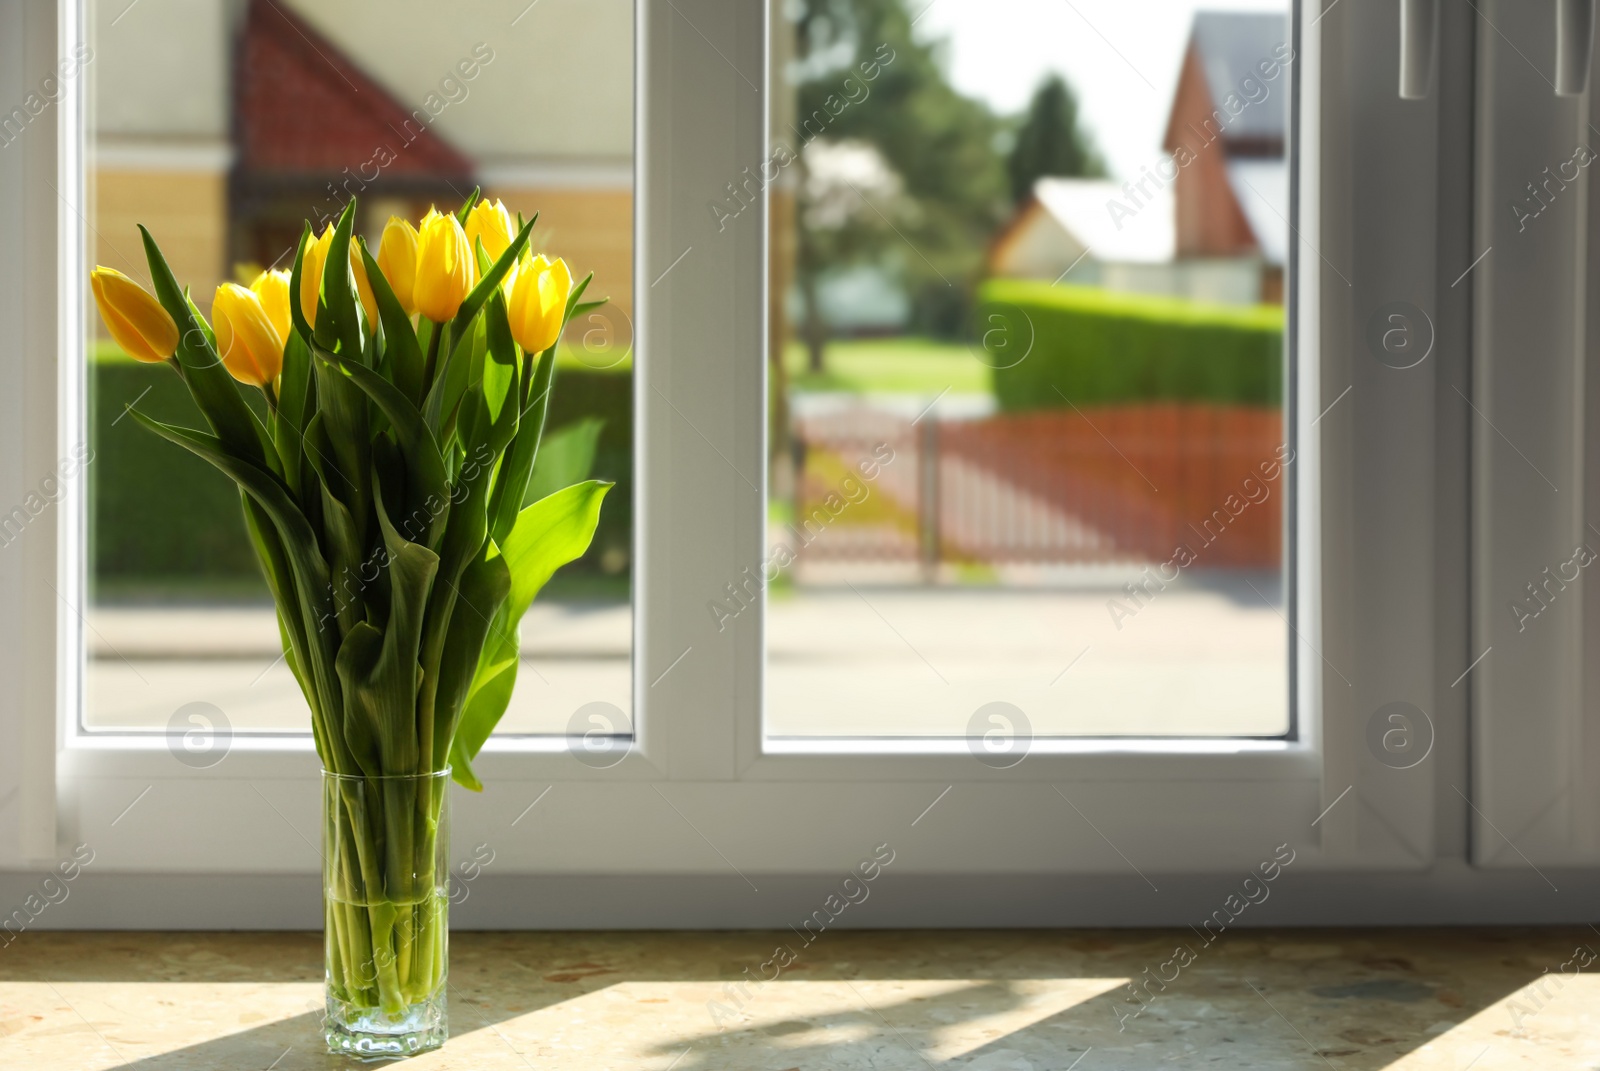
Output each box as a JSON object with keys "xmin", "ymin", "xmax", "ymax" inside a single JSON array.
[
  {"xmin": 762, "ymin": 0, "xmax": 1295, "ymax": 742},
  {"xmin": 81, "ymin": 0, "xmax": 635, "ymax": 738},
  {"xmin": 2, "ymin": 0, "xmax": 1591, "ymax": 922}
]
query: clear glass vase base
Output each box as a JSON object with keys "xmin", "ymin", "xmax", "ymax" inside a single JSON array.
[{"xmin": 324, "ymin": 993, "xmax": 447, "ymax": 1060}]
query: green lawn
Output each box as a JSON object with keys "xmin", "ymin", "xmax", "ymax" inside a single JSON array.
[{"xmin": 783, "ymin": 337, "xmax": 992, "ymax": 395}]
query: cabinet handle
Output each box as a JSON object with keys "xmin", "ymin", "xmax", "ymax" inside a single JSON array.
[
  {"xmin": 1556, "ymin": 0, "xmax": 1595, "ymax": 96},
  {"xmin": 1399, "ymin": 0, "xmax": 1439, "ymax": 99}
]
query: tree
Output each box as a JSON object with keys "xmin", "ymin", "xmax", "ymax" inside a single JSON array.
[
  {"xmin": 782, "ymin": 0, "xmax": 1009, "ymax": 372},
  {"xmin": 1007, "ymin": 75, "xmax": 1105, "ymax": 205}
]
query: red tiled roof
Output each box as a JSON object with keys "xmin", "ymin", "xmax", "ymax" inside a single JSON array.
[{"xmin": 234, "ymin": 0, "xmax": 473, "ymax": 178}]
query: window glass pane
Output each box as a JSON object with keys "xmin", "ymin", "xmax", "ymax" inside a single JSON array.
[
  {"xmin": 765, "ymin": 0, "xmax": 1293, "ymax": 738},
  {"xmin": 84, "ymin": 0, "xmax": 634, "ymax": 735}
]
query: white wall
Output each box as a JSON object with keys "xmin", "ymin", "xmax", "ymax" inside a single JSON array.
[
  {"xmin": 289, "ymin": 0, "xmax": 633, "ymax": 164},
  {"xmin": 89, "ymin": 0, "xmax": 230, "ymax": 140},
  {"xmin": 87, "ymin": 0, "xmax": 633, "ymax": 164}
]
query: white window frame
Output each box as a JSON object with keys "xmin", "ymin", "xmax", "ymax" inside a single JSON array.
[
  {"xmin": 1469, "ymin": 0, "xmax": 1600, "ymax": 868},
  {"xmin": 5, "ymin": 0, "xmax": 1594, "ymax": 926}
]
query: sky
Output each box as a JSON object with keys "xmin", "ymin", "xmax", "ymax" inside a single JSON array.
[{"xmin": 912, "ymin": 0, "xmax": 1287, "ymax": 180}]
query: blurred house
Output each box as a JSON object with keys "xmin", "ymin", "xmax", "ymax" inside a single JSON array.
[
  {"xmin": 989, "ymin": 177, "xmax": 1183, "ymax": 294},
  {"xmin": 990, "ymin": 10, "xmax": 1287, "ymax": 306},
  {"xmin": 90, "ymin": 0, "xmax": 633, "ymax": 330},
  {"xmin": 228, "ymin": 1, "xmax": 474, "ymax": 269}
]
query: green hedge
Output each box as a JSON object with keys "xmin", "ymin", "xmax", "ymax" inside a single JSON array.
[
  {"xmin": 980, "ymin": 280, "xmax": 1285, "ymax": 411},
  {"xmin": 90, "ymin": 356, "xmax": 633, "ymax": 598}
]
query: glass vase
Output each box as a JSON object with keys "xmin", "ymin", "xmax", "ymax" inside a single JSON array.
[{"xmin": 322, "ymin": 768, "xmax": 450, "ymax": 1058}]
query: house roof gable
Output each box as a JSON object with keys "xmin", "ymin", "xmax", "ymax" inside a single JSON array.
[
  {"xmin": 1191, "ymin": 11, "xmax": 1288, "ymax": 146},
  {"xmin": 234, "ymin": 0, "xmax": 473, "ymax": 179},
  {"xmin": 1166, "ymin": 11, "xmax": 1289, "ymax": 156}
]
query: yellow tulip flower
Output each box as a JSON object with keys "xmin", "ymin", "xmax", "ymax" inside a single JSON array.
[
  {"xmin": 414, "ymin": 208, "xmax": 475, "ymax": 322},
  {"xmin": 212, "ymin": 283, "xmax": 284, "ymax": 387},
  {"xmin": 298, "ymin": 225, "xmax": 380, "ymax": 329},
  {"xmin": 299, "ymin": 226, "xmax": 333, "ymax": 328},
  {"xmin": 350, "ymin": 242, "xmax": 379, "ymax": 328},
  {"xmin": 90, "ymin": 266, "xmax": 178, "ymax": 363},
  {"xmin": 249, "ymin": 269, "xmax": 292, "ymax": 350},
  {"xmin": 464, "ymin": 198, "xmax": 515, "ymax": 263},
  {"xmin": 507, "ymin": 255, "xmax": 573, "ymax": 355},
  {"xmin": 376, "ymin": 216, "xmax": 420, "ymax": 315}
]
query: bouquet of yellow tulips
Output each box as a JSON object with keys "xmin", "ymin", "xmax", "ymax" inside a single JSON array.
[{"xmin": 90, "ymin": 192, "xmax": 610, "ymax": 1052}]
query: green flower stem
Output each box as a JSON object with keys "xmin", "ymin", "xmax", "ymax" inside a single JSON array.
[
  {"xmin": 421, "ymin": 319, "xmax": 444, "ymax": 396},
  {"xmin": 413, "ymin": 898, "xmax": 435, "ymax": 1003},
  {"xmin": 340, "ymin": 784, "xmax": 403, "ymax": 1015},
  {"xmin": 325, "ymin": 773, "xmax": 447, "ymax": 1019}
]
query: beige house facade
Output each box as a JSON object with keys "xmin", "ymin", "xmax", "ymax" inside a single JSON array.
[{"xmin": 88, "ymin": 0, "xmax": 634, "ymax": 336}]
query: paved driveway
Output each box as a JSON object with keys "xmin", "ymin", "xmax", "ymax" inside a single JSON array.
[{"xmin": 85, "ymin": 569, "xmax": 1287, "ymax": 739}]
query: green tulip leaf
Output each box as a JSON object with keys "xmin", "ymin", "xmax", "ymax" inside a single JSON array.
[
  {"xmin": 524, "ymin": 418, "xmax": 604, "ymax": 507},
  {"xmin": 431, "ymin": 544, "xmax": 511, "ymax": 778},
  {"xmin": 312, "ymin": 341, "xmax": 448, "ymax": 549},
  {"xmin": 356, "ymin": 235, "xmax": 425, "ymax": 405},
  {"xmin": 288, "ymin": 223, "xmax": 316, "ymax": 342},
  {"xmin": 563, "ymin": 270, "xmax": 595, "ymax": 317},
  {"xmin": 334, "ymin": 479, "xmax": 441, "ymax": 779},
  {"xmin": 137, "ymin": 225, "xmax": 270, "ymax": 467},
  {"xmin": 470, "ymin": 290, "xmax": 521, "ymax": 460},
  {"xmin": 410, "ymin": 449, "xmax": 497, "ymax": 788},
  {"xmin": 127, "ymin": 410, "xmax": 352, "ymax": 767},
  {"xmin": 318, "ymin": 479, "xmax": 366, "ymax": 639},
  {"xmin": 315, "ymin": 200, "xmax": 362, "ymax": 357},
  {"xmin": 448, "ymin": 480, "xmax": 611, "ymax": 789},
  {"xmin": 486, "ymin": 349, "xmax": 555, "ymax": 546},
  {"xmin": 275, "ymin": 331, "xmax": 313, "ymax": 496},
  {"xmin": 239, "ymin": 490, "xmax": 330, "ymax": 759},
  {"xmin": 310, "ymin": 345, "xmax": 373, "ymax": 546}
]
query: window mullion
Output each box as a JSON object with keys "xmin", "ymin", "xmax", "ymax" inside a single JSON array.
[
  {"xmin": 636, "ymin": 0, "xmax": 768, "ymax": 781},
  {"xmin": 1470, "ymin": 0, "xmax": 1600, "ymax": 866},
  {"xmin": 1308, "ymin": 0, "xmax": 1444, "ymax": 867}
]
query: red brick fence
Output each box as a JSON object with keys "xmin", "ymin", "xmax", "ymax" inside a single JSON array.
[{"xmin": 793, "ymin": 403, "xmax": 1285, "ymax": 569}]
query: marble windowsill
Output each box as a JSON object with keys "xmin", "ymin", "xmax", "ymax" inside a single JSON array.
[{"xmin": 0, "ymin": 929, "xmax": 1595, "ymax": 1069}]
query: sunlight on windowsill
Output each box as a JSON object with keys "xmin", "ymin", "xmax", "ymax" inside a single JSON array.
[{"xmin": 3, "ymin": 931, "xmax": 1597, "ymax": 1069}]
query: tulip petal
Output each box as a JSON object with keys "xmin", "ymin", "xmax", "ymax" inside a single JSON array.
[
  {"xmin": 90, "ymin": 267, "xmax": 179, "ymax": 362},
  {"xmin": 300, "ymin": 227, "xmax": 334, "ymax": 328},
  {"xmin": 213, "ymin": 282, "xmax": 285, "ymax": 387},
  {"xmin": 376, "ymin": 216, "xmax": 420, "ymax": 316},
  {"xmin": 250, "ymin": 269, "xmax": 293, "ymax": 351},
  {"xmin": 414, "ymin": 209, "xmax": 474, "ymax": 322}
]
